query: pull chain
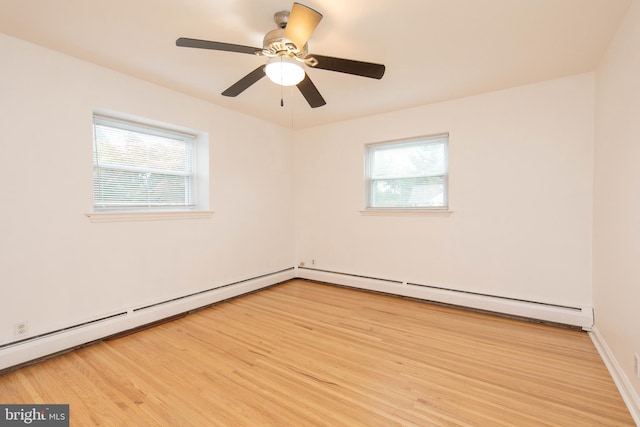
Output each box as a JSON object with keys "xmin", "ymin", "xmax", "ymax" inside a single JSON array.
[{"xmin": 280, "ymin": 57, "xmax": 284, "ymax": 107}]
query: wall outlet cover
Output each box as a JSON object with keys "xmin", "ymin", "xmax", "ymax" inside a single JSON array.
[{"xmin": 13, "ymin": 321, "xmax": 29, "ymax": 338}]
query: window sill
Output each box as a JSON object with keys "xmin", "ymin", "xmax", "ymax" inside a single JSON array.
[
  {"xmin": 85, "ymin": 210, "xmax": 214, "ymax": 223},
  {"xmin": 359, "ymin": 208, "xmax": 453, "ymax": 216}
]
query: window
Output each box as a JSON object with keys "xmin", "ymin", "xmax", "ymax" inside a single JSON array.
[
  {"xmin": 365, "ymin": 134, "xmax": 448, "ymax": 210},
  {"xmin": 92, "ymin": 115, "xmax": 198, "ymax": 212}
]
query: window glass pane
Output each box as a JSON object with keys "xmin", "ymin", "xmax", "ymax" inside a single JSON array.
[
  {"xmin": 93, "ymin": 169, "xmax": 191, "ymax": 208},
  {"xmin": 371, "ymin": 141, "xmax": 446, "ymax": 179},
  {"xmin": 372, "ymin": 176, "xmax": 444, "ymax": 208},
  {"xmin": 93, "ymin": 115, "xmax": 195, "ymax": 211},
  {"xmin": 367, "ymin": 135, "xmax": 448, "ymax": 209},
  {"xmin": 93, "ymin": 124, "xmax": 192, "ymax": 173}
]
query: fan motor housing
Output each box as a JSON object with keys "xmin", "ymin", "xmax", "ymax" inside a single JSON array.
[
  {"xmin": 263, "ymin": 28, "xmax": 307, "ymax": 57},
  {"xmin": 261, "ymin": 10, "xmax": 309, "ymax": 58}
]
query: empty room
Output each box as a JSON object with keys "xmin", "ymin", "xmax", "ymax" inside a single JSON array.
[{"xmin": 0, "ymin": 0, "xmax": 639, "ymax": 425}]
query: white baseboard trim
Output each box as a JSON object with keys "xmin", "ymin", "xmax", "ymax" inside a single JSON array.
[
  {"xmin": 0, "ymin": 268, "xmax": 295, "ymax": 372},
  {"xmin": 589, "ymin": 327, "xmax": 640, "ymax": 425},
  {"xmin": 296, "ymin": 268, "xmax": 594, "ymax": 329}
]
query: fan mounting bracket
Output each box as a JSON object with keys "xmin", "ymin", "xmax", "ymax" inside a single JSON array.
[{"xmin": 273, "ymin": 10, "xmax": 289, "ymax": 29}]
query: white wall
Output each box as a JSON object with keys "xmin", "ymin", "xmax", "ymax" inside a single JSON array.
[
  {"xmin": 0, "ymin": 34, "xmax": 294, "ymax": 347},
  {"xmin": 294, "ymin": 74, "xmax": 595, "ymax": 309},
  {"xmin": 594, "ymin": 0, "xmax": 640, "ymax": 407},
  {"xmin": 1, "ymin": 14, "xmax": 637, "ymax": 416}
]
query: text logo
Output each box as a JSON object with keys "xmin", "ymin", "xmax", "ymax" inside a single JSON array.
[{"xmin": 0, "ymin": 405, "xmax": 68, "ymax": 426}]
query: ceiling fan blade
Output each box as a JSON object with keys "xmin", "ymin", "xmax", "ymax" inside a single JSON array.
[
  {"xmin": 176, "ymin": 38, "xmax": 261, "ymax": 55},
  {"xmin": 284, "ymin": 3, "xmax": 323, "ymax": 51},
  {"xmin": 311, "ymin": 54, "xmax": 385, "ymax": 79},
  {"xmin": 297, "ymin": 74, "xmax": 326, "ymax": 108},
  {"xmin": 222, "ymin": 65, "xmax": 266, "ymax": 97}
]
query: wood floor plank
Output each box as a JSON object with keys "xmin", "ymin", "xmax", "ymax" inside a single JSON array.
[{"xmin": 0, "ymin": 279, "xmax": 634, "ymax": 426}]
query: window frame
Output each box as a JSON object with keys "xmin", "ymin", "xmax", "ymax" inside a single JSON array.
[
  {"xmin": 91, "ymin": 113, "xmax": 209, "ymax": 218},
  {"xmin": 364, "ymin": 133, "xmax": 449, "ymax": 212}
]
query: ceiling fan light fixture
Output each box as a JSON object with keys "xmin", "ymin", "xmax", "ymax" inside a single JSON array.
[
  {"xmin": 265, "ymin": 57, "xmax": 305, "ymax": 86},
  {"xmin": 176, "ymin": 2, "xmax": 385, "ymax": 108}
]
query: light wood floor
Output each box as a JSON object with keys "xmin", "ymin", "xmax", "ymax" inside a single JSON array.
[{"xmin": 0, "ymin": 279, "xmax": 634, "ymax": 426}]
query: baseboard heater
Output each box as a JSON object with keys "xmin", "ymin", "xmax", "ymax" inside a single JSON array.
[
  {"xmin": 0, "ymin": 268, "xmax": 295, "ymax": 372},
  {"xmin": 296, "ymin": 267, "xmax": 594, "ymax": 330}
]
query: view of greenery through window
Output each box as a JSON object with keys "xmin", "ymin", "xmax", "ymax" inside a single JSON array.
[
  {"xmin": 93, "ymin": 118, "xmax": 195, "ymax": 211},
  {"xmin": 368, "ymin": 136, "xmax": 448, "ymax": 208}
]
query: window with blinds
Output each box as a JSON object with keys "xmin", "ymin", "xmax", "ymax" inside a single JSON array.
[
  {"xmin": 92, "ymin": 115, "xmax": 197, "ymax": 212},
  {"xmin": 365, "ymin": 134, "xmax": 448, "ymax": 209}
]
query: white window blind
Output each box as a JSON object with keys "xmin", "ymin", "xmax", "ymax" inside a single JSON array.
[
  {"xmin": 92, "ymin": 115, "xmax": 196, "ymax": 212},
  {"xmin": 366, "ymin": 134, "xmax": 448, "ymax": 209}
]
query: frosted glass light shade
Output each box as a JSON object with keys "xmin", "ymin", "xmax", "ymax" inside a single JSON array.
[{"xmin": 265, "ymin": 57, "xmax": 305, "ymax": 86}]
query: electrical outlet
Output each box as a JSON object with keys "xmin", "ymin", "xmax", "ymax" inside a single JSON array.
[
  {"xmin": 635, "ymin": 353, "xmax": 640, "ymax": 378},
  {"xmin": 14, "ymin": 321, "xmax": 28, "ymax": 338}
]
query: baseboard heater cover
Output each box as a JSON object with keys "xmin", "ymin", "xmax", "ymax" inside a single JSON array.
[
  {"xmin": 296, "ymin": 267, "xmax": 593, "ymax": 329},
  {"xmin": 0, "ymin": 268, "xmax": 295, "ymax": 372},
  {"xmin": 132, "ymin": 267, "xmax": 295, "ymax": 313}
]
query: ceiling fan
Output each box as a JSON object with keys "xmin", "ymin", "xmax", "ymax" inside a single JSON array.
[{"xmin": 176, "ymin": 2, "xmax": 385, "ymax": 108}]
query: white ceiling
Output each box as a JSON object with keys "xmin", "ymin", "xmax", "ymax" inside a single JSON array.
[{"xmin": 0, "ymin": 0, "xmax": 631, "ymax": 129}]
